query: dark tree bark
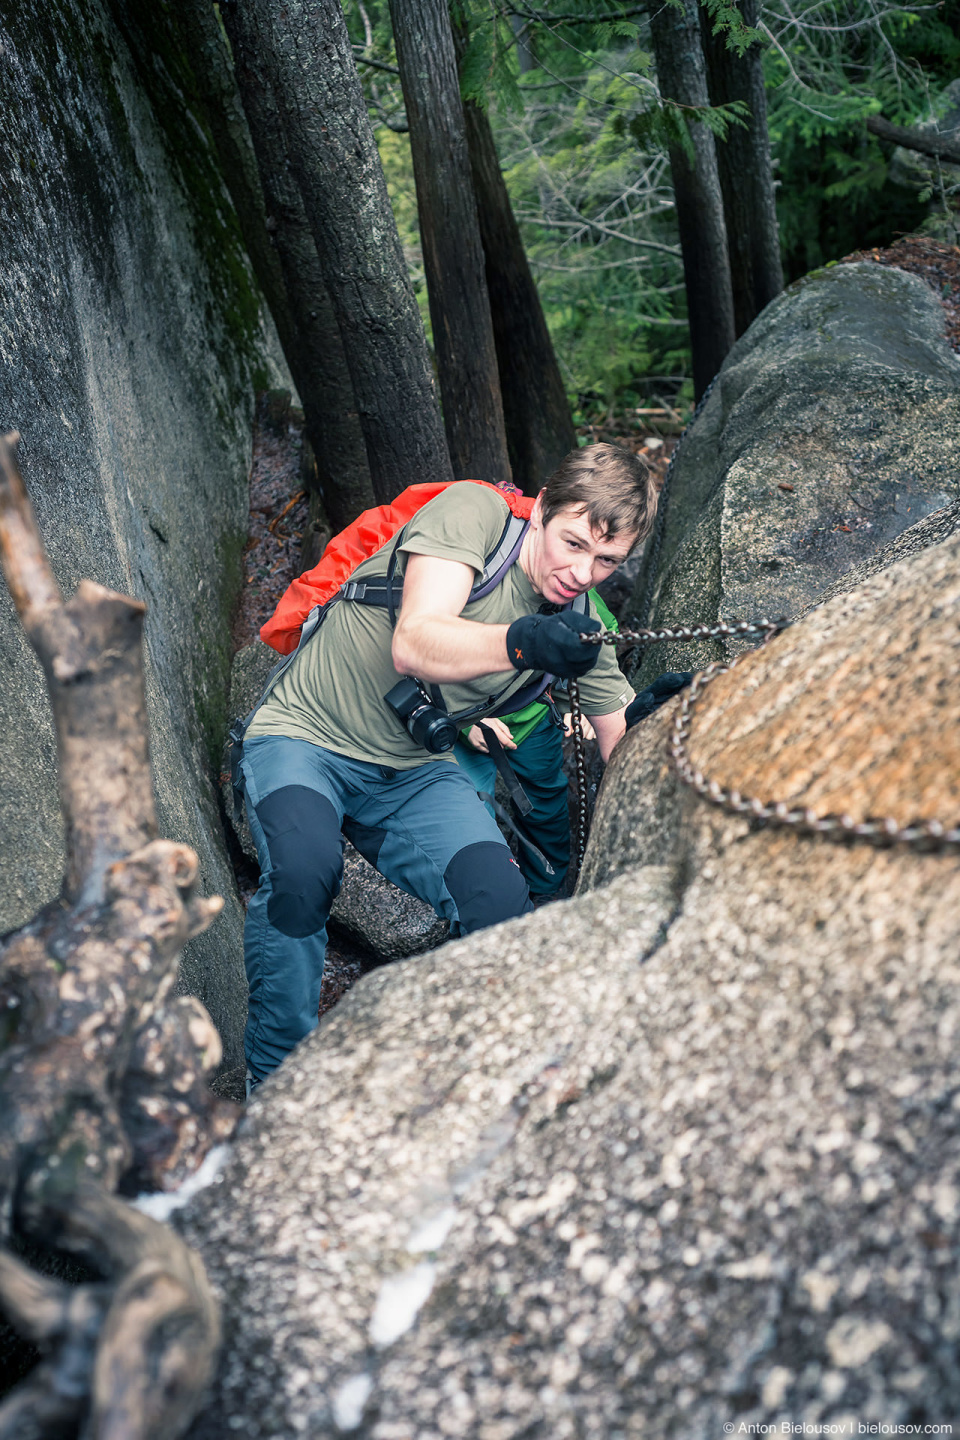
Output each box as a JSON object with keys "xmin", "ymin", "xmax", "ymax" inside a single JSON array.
[
  {"xmin": 250, "ymin": 0, "xmax": 453, "ymax": 503},
  {"xmin": 218, "ymin": 2, "xmax": 376, "ymax": 530},
  {"xmin": 451, "ymin": 21, "xmax": 577, "ymax": 495},
  {"xmin": 649, "ymin": 0, "xmax": 736, "ymax": 398},
  {"xmin": 388, "ymin": 0, "xmax": 513, "ymax": 484},
  {"xmin": 700, "ymin": 0, "xmax": 783, "ymax": 337},
  {"xmin": 0, "ymin": 435, "xmax": 235, "ymax": 1439},
  {"xmin": 866, "ymin": 114, "xmax": 960, "ymax": 167}
]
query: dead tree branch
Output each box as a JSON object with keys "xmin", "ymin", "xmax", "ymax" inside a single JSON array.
[
  {"xmin": 866, "ymin": 114, "xmax": 960, "ymax": 167},
  {"xmin": 0, "ymin": 433, "xmax": 235, "ymax": 1438}
]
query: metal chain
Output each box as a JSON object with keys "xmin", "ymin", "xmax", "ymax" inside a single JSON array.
[
  {"xmin": 579, "ymin": 618, "xmax": 785, "ymax": 649},
  {"xmin": 568, "ymin": 616, "xmax": 959, "ymax": 872},
  {"xmin": 568, "ymin": 679, "xmax": 589, "ymax": 876},
  {"xmin": 567, "ymin": 618, "xmax": 781, "ymax": 883},
  {"xmin": 667, "ymin": 638, "xmax": 960, "ymax": 853}
]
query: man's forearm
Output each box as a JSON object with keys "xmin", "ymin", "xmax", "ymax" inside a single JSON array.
[
  {"xmin": 392, "ymin": 612, "xmax": 512, "ymax": 683},
  {"xmin": 591, "ymin": 707, "xmax": 628, "ymax": 762}
]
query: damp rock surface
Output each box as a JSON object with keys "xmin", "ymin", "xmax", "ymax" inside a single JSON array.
[{"xmin": 0, "ymin": 1, "xmax": 280, "ymax": 1081}]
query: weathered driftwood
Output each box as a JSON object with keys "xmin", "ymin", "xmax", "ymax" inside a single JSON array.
[{"xmin": 0, "ymin": 433, "xmax": 236, "ymax": 1438}]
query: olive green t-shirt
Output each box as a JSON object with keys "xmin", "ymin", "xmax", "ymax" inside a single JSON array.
[{"xmin": 247, "ymin": 483, "xmax": 634, "ymax": 768}]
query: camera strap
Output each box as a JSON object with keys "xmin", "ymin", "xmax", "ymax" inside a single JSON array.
[{"xmin": 476, "ymin": 723, "xmax": 533, "ymax": 817}]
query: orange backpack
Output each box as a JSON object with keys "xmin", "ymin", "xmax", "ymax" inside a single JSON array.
[{"xmin": 261, "ymin": 478, "xmax": 533, "ymax": 655}]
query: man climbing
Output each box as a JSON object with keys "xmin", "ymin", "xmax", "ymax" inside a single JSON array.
[{"xmin": 239, "ymin": 443, "xmax": 657, "ymax": 1086}]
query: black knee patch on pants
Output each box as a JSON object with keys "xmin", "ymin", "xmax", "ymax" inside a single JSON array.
[
  {"xmin": 255, "ymin": 786, "xmax": 343, "ymax": 938},
  {"xmin": 444, "ymin": 841, "xmax": 532, "ymax": 933}
]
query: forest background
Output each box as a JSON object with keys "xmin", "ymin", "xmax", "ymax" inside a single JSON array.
[{"xmin": 344, "ymin": 0, "xmax": 959, "ymax": 431}]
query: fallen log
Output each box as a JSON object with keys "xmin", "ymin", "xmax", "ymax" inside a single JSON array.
[
  {"xmin": 866, "ymin": 113, "xmax": 960, "ymax": 167},
  {"xmin": 0, "ymin": 432, "xmax": 236, "ymax": 1438}
]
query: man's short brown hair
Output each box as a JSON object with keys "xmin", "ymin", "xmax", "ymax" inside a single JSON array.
[{"xmin": 540, "ymin": 442, "xmax": 656, "ymax": 549}]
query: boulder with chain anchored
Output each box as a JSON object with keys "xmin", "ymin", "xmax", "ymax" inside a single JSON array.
[{"xmin": 181, "ymin": 507, "xmax": 960, "ymax": 1434}]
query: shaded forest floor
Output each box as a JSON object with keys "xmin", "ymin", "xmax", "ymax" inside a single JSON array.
[{"xmin": 227, "ymin": 235, "xmax": 960, "ymax": 1021}]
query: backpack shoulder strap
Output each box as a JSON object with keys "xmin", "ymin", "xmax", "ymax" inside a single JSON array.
[
  {"xmin": 470, "ymin": 512, "xmax": 528, "ymax": 600},
  {"xmin": 340, "ymin": 503, "xmax": 530, "ymax": 612}
]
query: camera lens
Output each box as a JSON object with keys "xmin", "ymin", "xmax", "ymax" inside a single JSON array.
[
  {"xmin": 384, "ymin": 678, "xmax": 458, "ymax": 754},
  {"xmin": 408, "ymin": 703, "xmax": 458, "ymax": 753}
]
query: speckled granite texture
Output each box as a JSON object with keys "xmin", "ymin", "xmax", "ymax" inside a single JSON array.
[
  {"xmin": 0, "ymin": 0, "xmax": 277, "ymax": 1082},
  {"xmin": 181, "ymin": 528, "xmax": 960, "ymax": 1438}
]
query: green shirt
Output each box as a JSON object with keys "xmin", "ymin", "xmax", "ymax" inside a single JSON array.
[{"xmin": 248, "ymin": 484, "xmax": 635, "ymax": 768}]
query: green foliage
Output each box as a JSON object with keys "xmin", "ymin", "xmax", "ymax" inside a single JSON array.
[
  {"xmin": 495, "ymin": 50, "xmax": 693, "ymax": 415},
  {"xmin": 698, "ymin": 0, "xmax": 763, "ymax": 53},
  {"xmin": 761, "ymin": 0, "xmax": 958, "ymax": 277},
  {"xmin": 344, "ymin": 0, "xmax": 958, "ymax": 417},
  {"xmin": 624, "ymin": 95, "xmax": 749, "ymax": 165},
  {"xmin": 456, "ymin": 9, "xmax": 525, "ymax": 113}
]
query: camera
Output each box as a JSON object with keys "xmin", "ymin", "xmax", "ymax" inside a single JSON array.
[{"xmin": 385, "ymin": 678, "xmax": 459, "ymax": 754}]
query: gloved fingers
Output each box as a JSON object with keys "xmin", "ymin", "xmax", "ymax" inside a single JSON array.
[
  {"xmin": 650, "ymin": 670, "xmax": 694, "ymax": 700},
  {"xmin": 625, "ymin": 671, "xmax": 694, "ymax": 730},
  {"xmin": 554, "ymin": 611, "xmax": 601, "ymax": 635},
  {"xmin": 506, "ymin": 611, "xmax": 602, "ymax": 677}
]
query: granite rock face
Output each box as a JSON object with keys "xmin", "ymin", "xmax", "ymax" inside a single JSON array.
[
  {"xmin": 630, "ymin": 261, "xmax": 960, "ymax": 686},
  {"xmin": 181, "ymin": 527, "xmax": 960, "ymax": 1437},
  {"xmin": 0, "ymin": 1, "xmax": 272, "ymax": 1081}
]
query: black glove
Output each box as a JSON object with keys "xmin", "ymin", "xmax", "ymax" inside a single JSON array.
[
  {"xmin": 506, "ymin": 611, "xmax": 602, "ymax": 679},
  {"xmin": 625, "ymin": 671, "xmax": 694, "ymax": 729}
]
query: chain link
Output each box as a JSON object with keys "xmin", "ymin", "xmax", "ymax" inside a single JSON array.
[
  {"xmin": 568, "ymin": 678, "xmax": 588, "ymax": 876},
  {"xmin": 580, "ymin": 618, "xmax": 786, "ymax": 648},
  {"xmin": 569, "ymin": 617, "xmax": 959, "ymax": 870}
]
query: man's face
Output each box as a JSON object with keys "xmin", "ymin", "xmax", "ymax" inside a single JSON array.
[{"xmin": 523, "ymin": 496, "xmax": 636, "ymax": 605}]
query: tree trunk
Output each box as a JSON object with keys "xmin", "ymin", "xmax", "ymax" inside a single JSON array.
[
  {"xmin": 136, "ymin": 0, "xmax": 300, "ymax": 400},
  {"xmin": 452, "ymin": 23, "xmax": 577, "ymax": 496},
  {"xmin": 219, "ymin": 3, "xmax": 375, "ymax": 530},
  {"xmin": 649, "ymin": 0, "xmax": 736, "ymax": 398},
  {"xmin": 0, "ymin": 434, "xmax": 234, "ymax": 1440},
  {"xmin": 510, "ymin": 14, "xmax": 537, "ymax": 75},
  {"xmin": 389, "ymin": 0, "xmax": 513, "ymax": 484},
  {"xmin": 700, "ymin": 0, "xmax": 783, "ymax": 337},
  {"xmin": 250, "ymin": 0, "xmax": 453, "ymax": 503}
]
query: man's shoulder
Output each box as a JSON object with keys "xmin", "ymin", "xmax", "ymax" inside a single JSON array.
[
  {"xmin": 417, "ymin": 481, "xmax": 509, "ymax": 530},
  {"xmin": 399, "ymin": 481, "xmax": 512, "ymax": 569}
]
